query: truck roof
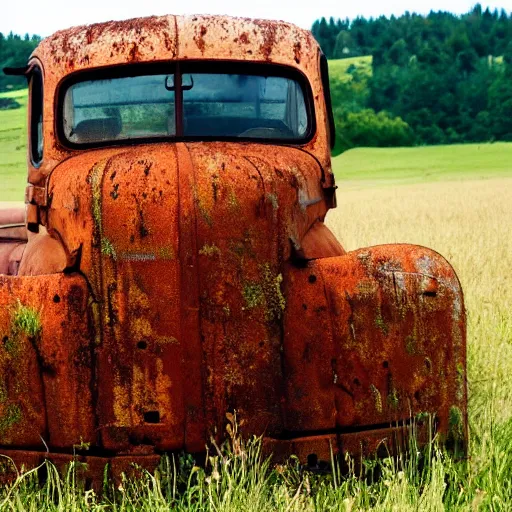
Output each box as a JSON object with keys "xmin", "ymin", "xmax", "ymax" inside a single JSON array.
[{"xmin": 32, "ymin": 15, "xmax": 320, "ymax": 79}]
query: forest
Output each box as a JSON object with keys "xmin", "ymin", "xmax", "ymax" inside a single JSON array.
[
  {"xmin": 316, "ymin": 4, "xmax": 512, "ymax": 153},
  {"xmin": 1, "ymin": 5, "xmax": 512, "ymax": 152}
]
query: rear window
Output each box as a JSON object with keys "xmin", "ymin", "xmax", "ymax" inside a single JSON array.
[{"xmin": 60, "ymin": 63, "xmax": 313, "ymax": 147}]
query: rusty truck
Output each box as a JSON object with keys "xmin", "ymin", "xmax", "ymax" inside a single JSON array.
[{"xmin": 0, "ymin": 14, "xmax": 467, "ymax": 480}]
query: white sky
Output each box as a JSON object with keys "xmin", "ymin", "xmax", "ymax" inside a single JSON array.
[{"xmin": 2, "ymin": 0, "xmax": 511, "ymax": 37}]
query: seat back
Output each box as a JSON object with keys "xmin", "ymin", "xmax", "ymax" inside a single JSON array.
[{"xmin": 0, "ymin": 207, "xmax": 27, "ymax": 275}]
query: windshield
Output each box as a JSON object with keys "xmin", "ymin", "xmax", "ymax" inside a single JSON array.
[{"xmin": 61, "ymin": 64, "xmax": 312, "ymax": 146}]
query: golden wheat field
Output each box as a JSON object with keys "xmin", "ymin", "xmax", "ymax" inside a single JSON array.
[{"xmin": 327, "ymin": 177, "xmax": 512, "ymax": 437}]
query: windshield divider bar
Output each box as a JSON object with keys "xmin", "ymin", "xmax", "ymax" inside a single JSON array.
[{"xmin": 175, "ymin": 63, "xmax": 184, "ymax": 137}]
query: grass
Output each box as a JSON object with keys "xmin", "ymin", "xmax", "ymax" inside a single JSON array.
[
  {"xmin": 1, "ymin": 87, "xmax": 512, "ymax": 508},
  {"xmin": 0, "ymin": 88, "xmax": 27, "ymax": 201},
  {"xmin": 11, "ymin": 300, "xmax": 41, "ymax": 338},
  {"xmin": 328, "ymin": 55, "xmax": 373, "ymax": 82},
  {"xmin": 332, "ymin": 143, "xmax": 512, "ymax": 189}
]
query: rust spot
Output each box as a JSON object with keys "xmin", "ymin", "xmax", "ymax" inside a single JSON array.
[
  {"xmin": 85, "ymin": 28, "xmax": 93, "ymax": 45},
  {"xmin": 194, "ymin": 25, "xmax": 208, "ymax": 53},
  {"xmin": 293, "ymin": 41, "xmax": 302, "ymax": 64},
  {"xmin": 128, "ymin": 42, "xmax": 140, "ymax": 62}
]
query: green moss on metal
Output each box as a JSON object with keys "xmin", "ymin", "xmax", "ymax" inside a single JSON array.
[
  {"xmin": 12, "ymin": 300, "xmax": 41, "ymax": 339},
  {"xmin": 374, "ymin": 312, "xmax": 389, "ymax": 336},
  {"xmin": 196, "ymin": 197, "xmax": 212, "ymax": 227},
  {"xmin": 243, "ymin": 283, "xmax": 264, "ymax": 310},
  {"xmin": 0, "ymin": 384, "xmax": 7, "ymax": 404},
  {"xmin": 259, "ymin": 263, "xmax": 286, "ymax": 321},
  {"xmin": 101, "ymin": 238, "xmax": 117, "ymax": 259},
  {"xmin": 159, "ymin": 246, "xmax": 174, "ymax": 260},
  {"xmin": 228, "ymin": 189, "xmax": 240, "ymax": 211},
  {"xmin": 199, "ymin": 243, "xmax": 221, "ymax": 257},
  {"xmin": 0, "ymin": 404, "xmax": 22, "ymax": 433},
  {"xmin": 405, "ymin": 335, "xmax": 417, "ymax": 354},
  {"xmin": 90, "ymin": 163, "xmax": 104, "ymax": 234},
  {"xmin": 370, "ymin": 384, "xmax": 383, "ymax": 413},
  {"xmin": 242, "ymin": 264, "xmax": 286, "ymax": 321},
  {"xmin": 192, "ymin": 185, "xmax": 213, "ymax": 227}
]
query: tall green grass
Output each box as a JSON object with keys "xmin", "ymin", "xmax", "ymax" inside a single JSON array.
[{"xmin": 0, "ymin": 415, "xmax": 511, "ymax": 510}]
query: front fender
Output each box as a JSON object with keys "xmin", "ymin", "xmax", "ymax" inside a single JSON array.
[{"xmin": 282, "ymin": 244, "xmax": 467, "ymax": 449}]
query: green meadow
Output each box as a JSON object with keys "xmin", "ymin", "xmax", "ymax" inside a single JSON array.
[
  {"xmin": 328, "ymin": 55, "xmax": 372, "ymax": 82},
  {"xmin": 332, "ymin": 143, "xmax": 512, "ymax": 188}
]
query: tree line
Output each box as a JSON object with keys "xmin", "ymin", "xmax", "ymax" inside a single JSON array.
[
  {"xmin": 0, "ymin": 32, "xmax": 41, "ymax": 92},
  {"xmin": 313, "ymin": 5, "xmax": 512, "ymax": 153}
]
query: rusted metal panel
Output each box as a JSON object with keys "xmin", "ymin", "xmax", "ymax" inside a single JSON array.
[
  {"xmin": 263, "ymin": 422, "xmax": 432, "ymax": 467},
  {"xmin": 0, "ymin": 273, "xmax": 95, "ymax": 449},
  {"xmin": 283, "ymin": 245, "xmax": 467, "ymax": 443},
  {"xmin": 95, "ymin": 145, "xmax": 187, "ymax": 452},
  {"xmin": 0, "ymin": 449, "xmax": 159, "ymax": 491},
  {"xmin": 43, "ymin": 141, "xmax": 331, "ymax": 449}
]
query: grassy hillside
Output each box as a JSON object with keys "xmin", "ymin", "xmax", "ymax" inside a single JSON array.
[
  {"xmin": 0, "ymin": 89, "xmax": 27, "ymax": 201},
  {"xmin": 328, "ymin": 55, "xmax": 372, "ymax": 82},
  {"xmin": 332, "ymin": 143, "xmax": 512, "ymax": 188}
]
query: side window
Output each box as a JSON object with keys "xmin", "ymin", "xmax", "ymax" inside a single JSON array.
[
  {"xmin": 30, "ymin": 67, "xmax": 43, "ymax": 165},
  {"xmin": 320, "ymin": 54, "xmax": 335, "ymax": 149}
]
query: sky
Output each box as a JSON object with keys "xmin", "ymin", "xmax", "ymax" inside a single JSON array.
[{"xmin": 2, "ymin": 0, "xmax": 511, "ymax": 37}]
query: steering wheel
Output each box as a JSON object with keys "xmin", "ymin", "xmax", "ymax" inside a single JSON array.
[{"xmin": 238, "ymin": 127, "xmax": 285, "ymax": 137}]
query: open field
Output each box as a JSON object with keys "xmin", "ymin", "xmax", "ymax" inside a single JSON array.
[
  {"xmin": 332, "ymin": 143, "xmax": 512, "ymax": 188},
  {"xmin": 0, "ymin": 90, "xmax": 512, "ymax": 507}
]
